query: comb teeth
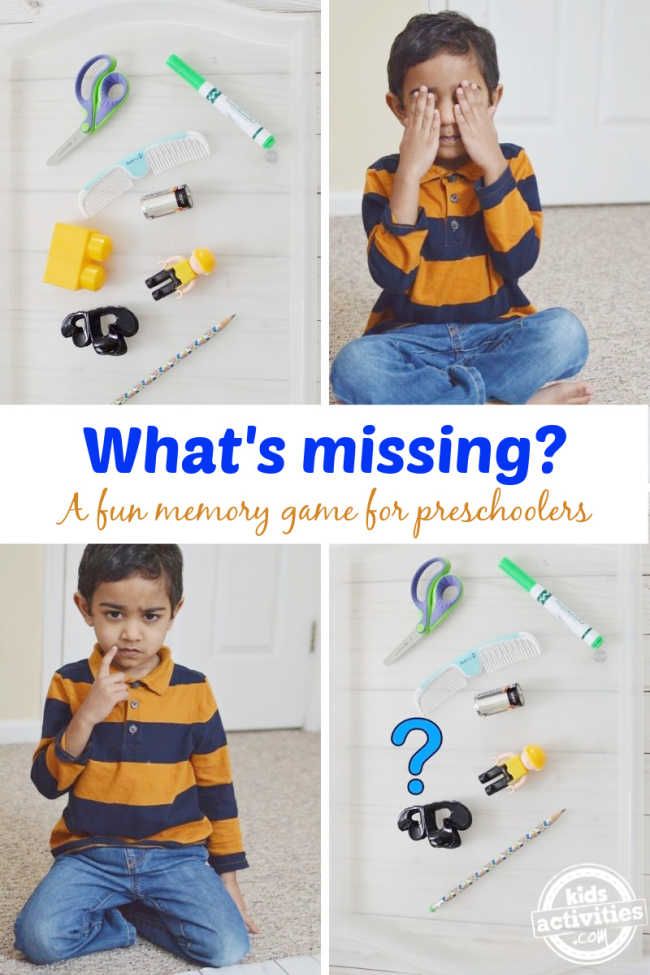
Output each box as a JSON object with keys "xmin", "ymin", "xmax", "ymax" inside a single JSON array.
[
  {"xmin": 79, "ymin": 167, "xmax": 133, "ymax": 217},
  {"xmin": 146, "ymin": 132, "xmax": 210, "ymax": 174},
  {"xmin": 418, "ymin": 666, "xmax": 468, "ymax": 714},
  {"xmin": 479, "ymin": 632, "xmax": 542, "ymax": 672}
]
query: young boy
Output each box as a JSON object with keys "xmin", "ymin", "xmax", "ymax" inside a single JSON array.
[
  {"xmin": 331, "ymin": 11, "xmax": 592, "ymax": 405},
  {"xmin": 14, "ymin": 544, "xmax": 256, "ymax": 967}
]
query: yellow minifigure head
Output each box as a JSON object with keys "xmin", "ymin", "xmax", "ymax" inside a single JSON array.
[
  {"xmin": 521, "ymin": 744, "xmax": 546, "ymax": 772},
  {"xmin": 189, "ymin": 248, "xmax": 216, "ymax": 276}
]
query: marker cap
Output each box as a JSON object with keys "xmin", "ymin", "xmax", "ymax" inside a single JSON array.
[
  {"xmin": 166, "ymin": 54, "xmax": 205, "ymax": 90},
  {"xmin": 499, "ymin": 557, "xmax": 535, "ymax": 592}
]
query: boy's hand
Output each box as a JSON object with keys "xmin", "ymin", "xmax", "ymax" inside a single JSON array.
[
  {"xmin": 221, "ymin": 872, "xmax": 260, "ymax": 935},
  {"xmin": 389, "ymin": 86, "xmax": 439, "ymax": 224},
  {"xmin": 397, "ymin": 86, "xmax": 440, "ymax": 181},
  {"xmin": 78, "ymin": 646, "xmax": 129, "ymax": 725},
  {"xmin": 453, "ymin": 81, "xmax": 507, "ymax": 185}
]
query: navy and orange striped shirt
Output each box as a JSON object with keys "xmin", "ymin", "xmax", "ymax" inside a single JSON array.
[
  {"xmin": 362, "ymin": 143, "xmax": 542, "ymax": 333},
  {"xmin": 32, "ymin": 645, "xmax": 248, "ymax": 874}
]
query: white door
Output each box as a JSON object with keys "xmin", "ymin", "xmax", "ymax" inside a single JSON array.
[
  {"xmin": 452, "ymin": 0, "xmax": 650, "ymax": 203},
  {"xmin": 49, "ymin": 545, "xmax": 319, "ymax": 730}
]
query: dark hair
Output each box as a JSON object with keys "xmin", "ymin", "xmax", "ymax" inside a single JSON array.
[
  {"xmin": 77, "ymin": 545, "xmax": 183, "ymax": 611},
  {"xmin": 387, "ymin": 11, "xmax": 499, "ymax": 98}
]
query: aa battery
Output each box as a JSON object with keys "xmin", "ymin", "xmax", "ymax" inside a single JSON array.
[
  {"xmin": 140, "ymin": 184, "xmax": 193, "ymax": 220},
  {"xmin": 474, "ymin": 683, "xmax": 524, "ymax": 717}
]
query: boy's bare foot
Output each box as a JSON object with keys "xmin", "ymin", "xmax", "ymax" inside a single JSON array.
[{"xmin": 527, "ymin": 381, "xmax": 592, "ymax": 405}]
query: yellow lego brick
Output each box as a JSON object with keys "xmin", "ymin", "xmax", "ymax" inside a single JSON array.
[{"xmin": 43, "ymin": 223, "xmax": 113, "ymax": 291}]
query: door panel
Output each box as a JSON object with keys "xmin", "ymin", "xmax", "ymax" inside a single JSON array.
[{"xmin": 455, "ymin": 0, "xmax": 650, "ymax": 203}]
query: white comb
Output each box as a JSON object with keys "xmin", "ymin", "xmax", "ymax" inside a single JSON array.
[
  {"xmin": 78, "ymin": 130, "xmax": 210, "ymax": 217},
  {"xmin": 416, "ymin": 632, "xmax": 542, "ymax": 715}
]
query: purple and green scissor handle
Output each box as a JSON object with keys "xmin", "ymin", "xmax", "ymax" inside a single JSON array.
[
  {"xmin": 384, "ymin": 556, "xmax": 463, "ymax": 665},
  {"xmin": 47, "ymin": 54, "xmax": 129, "ymax": 166}
]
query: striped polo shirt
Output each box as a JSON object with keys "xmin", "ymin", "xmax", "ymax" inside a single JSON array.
[
  {"xmin": 31, "ymin": 645, "xmax": 248, "ymax": 873},
  {"xmin": 362, "ymin": 143, "xmax": 542, "ymax": 334}
]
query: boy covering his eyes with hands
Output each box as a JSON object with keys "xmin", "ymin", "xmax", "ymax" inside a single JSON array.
[{"xmin": 331, "ymin": 10, "xmax": 592, "ymax": 405}]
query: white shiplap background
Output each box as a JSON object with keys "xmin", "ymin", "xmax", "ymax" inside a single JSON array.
[
  {"xmin": 0, "ymin": 0, "xmax": 320, "ymax": 404},
  {"xmin": 331, "ymin": 544, "xmax": 648, "ymax": 975}
]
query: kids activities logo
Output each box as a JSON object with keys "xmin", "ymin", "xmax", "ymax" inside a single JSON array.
[{"xmin": 531, "ymin": 863, "xmax": 647, "ymax": 965}]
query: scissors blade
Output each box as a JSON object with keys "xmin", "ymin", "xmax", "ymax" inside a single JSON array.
[
  {"xmin": 383, "ymin": 627, "xmax": 424, "ymax": 665},
  {"xmin": 46, "ymin": 127, "xmax": 88, "ymax": 166}
]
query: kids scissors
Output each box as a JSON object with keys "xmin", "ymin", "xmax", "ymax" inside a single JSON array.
[
  {"xmin": 47, "ymin": 54, "xmax": 129, "ymax": 165},
  {"xmin": 384, "ymin": 557, "xmax": 463, "ymax": 665}
]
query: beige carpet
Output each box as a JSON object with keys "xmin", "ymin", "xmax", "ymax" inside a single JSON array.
[
  {"xmin": 330, "ymin": 205, "xmax": 650, "ymax": 404},
  {"xmin": 0, "ymin": 730, "xmax": 320, "ymax": 974}
]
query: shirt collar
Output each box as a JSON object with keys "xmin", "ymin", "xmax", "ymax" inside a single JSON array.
[
  {"xmin": 88, "ymin": 644, "xmax": 174, "ymax": 695},
  {"xmin": 421, "ymin": 158, "xmax": 484, "ymax": 183}
]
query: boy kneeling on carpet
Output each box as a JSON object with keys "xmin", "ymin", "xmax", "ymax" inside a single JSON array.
[{"xmin": 14, "ymin": 544, "xmax": 257, "ymax": 967}]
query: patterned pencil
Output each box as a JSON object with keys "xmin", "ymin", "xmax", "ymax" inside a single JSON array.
[
  {"xmin": 113, "ymin": 313, "xmax": 236, "ymax": 405},
  {"xmin": 429, "ymin": 808, "xmax": 566, "ymax": 912}
]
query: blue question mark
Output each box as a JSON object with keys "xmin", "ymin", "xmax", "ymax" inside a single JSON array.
[
  {"xmin": 536, "ymin": 424, "xmax": 567, "ymax": 474},
  {"xmin": 391, "ymin": 717, "xmax": 443, "ymax": 795}
]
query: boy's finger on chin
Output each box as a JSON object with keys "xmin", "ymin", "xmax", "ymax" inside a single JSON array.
[{"xmin": 100, "ymin": 646, "xmax": 117, "ymax": 670}]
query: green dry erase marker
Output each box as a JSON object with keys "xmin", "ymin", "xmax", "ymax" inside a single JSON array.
[
  {"xmin": 166, "ymin": 54, "xmax": 276, "ymax": 150},
  {"xmin": 499, "ymin": 557, "xmax": 605, "ymax": 657}
]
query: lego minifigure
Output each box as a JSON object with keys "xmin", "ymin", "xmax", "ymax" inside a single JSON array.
[
  {"xmin": 478, "ymin": 744, "xmax": 546, "ymax": 795},
  {"xmin": 145, "ymin": 248, "xmax": 216, "ymax": 300}
]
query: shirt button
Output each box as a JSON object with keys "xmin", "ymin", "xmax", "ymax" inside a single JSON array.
[
  {"xmin": 128, "ymin": 724, "xmax": 138, "ymax": 734},
  {"xmin": 450, "ymin": 193, "xmax": 458, "ymax": 203},
  {"xmin": 129, "ymin": 700, "xmax": 139, "ymax": 709},
  {"xmin": 131, "ymin": 681, "xmax": 141, "ymax": 689},
  {"xmin": 448, "ymin": 173, "xmax": 458, "ymax": 182},
  {"xmin": 450, "ymin": 219, "xmax": 460, "ymax": 231}
]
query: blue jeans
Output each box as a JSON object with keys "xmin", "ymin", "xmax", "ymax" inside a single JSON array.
[
  {"xmin": 331, "ymin": 307, "xmax": 588, "ymax": 404},
  {"xmin": 14, "ymin": 846, "xmax": 250, "ymax": 967}
]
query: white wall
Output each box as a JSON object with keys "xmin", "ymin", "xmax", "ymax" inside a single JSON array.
[
  {"xmin": 330, "ymin": 0, "xmax": 426, "ymax": 211},
  {"xmin": 0, "ymin": 546, "xmax": 43, "ymax": 727}
]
